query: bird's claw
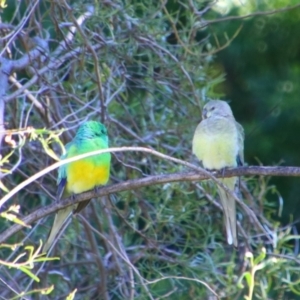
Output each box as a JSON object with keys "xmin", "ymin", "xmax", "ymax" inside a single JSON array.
[{"xmin": 94, "ymin": 185, "xmax": 102, "ymax": 195}]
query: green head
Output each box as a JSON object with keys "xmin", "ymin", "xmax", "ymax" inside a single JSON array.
[{"xmin": 75, "ymin": 121, "xmax": 109, "ymax": 143}]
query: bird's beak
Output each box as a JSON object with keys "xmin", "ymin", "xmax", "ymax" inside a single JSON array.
[{"xmin": 202, "ymin": 108, "xmax": 207, "ymax": 119}]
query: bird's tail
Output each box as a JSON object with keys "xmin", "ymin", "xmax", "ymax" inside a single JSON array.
[
  {"xmin": 42, "ymin": 207, "xmax": 73, "ymax": 253},
  {"xmin": 217, "ymin": 177, "xmax": 238, "ymax": 247}
]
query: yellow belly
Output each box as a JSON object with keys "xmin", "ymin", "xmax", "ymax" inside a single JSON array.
[
  {"xmin": 193, "ymin": 122, "xmax": 238, "ymax": 170},
  {"xmin": 199, "ymin": 134, "xmax": 238, "ymax": 169},
  {"xmin": 65, "ymin": 160, "xmax": 110, "ymax": 194}
]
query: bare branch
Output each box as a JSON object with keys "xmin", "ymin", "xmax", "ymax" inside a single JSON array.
[
  {"xmin": 1, "ymin": 146, "xmax": 299, "ymax": 209},
  {"xmin": 205, "ymin": 3, "xmax": 300, "ymax": 25},
  {"xmin": 0, "ymin": 165, "xmax": 298, "ymax": 243}
]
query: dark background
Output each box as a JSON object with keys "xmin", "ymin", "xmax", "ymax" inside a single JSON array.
[
  {"xmin": 211, "ymin": 4, "xmax": 300, "ymax": 225},
  {"xmin": 1, "ymin": 1, "xmax": 300, "ymax": 298}
]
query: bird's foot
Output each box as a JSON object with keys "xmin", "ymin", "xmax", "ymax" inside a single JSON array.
[
  {"xmin": 71, "ymin": 193, "xmax": 76, "ymax": 202},
  {"xmin": 206, "ymin": 168, "xmax": 217, "ymax": 172},
  {"xmin": 221, "ymin": 167, "xmax": 226, "ymax": 177},
  {"xmin": 94, "ymin": 185, "xmax": 102, "ymax": 195}
]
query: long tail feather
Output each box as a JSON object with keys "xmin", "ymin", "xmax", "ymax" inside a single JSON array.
[
  {"xmin": 217, "ymin": 177, "xmax": 238, "ymax": 247},
  {"xmin": 42, "ymin": 207, "xmax": 73, "ymax": 253}
]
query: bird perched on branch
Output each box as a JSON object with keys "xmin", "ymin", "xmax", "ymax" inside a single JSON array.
[
  {"xmin": 192, "ymin": 100, "xmax": 244, "ymax": 247},
  {"xmin": 43, "ymin": 121, "xmax": 111, "ymax": 253}
]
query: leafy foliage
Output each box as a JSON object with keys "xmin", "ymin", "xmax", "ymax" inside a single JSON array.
[{"xmin": 0, "ymin": 0, "xmax": 300, "ymax": 299}]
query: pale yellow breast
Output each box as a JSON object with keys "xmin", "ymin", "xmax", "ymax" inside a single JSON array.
[{"xmin": 192, "ymin": 117, "xmax": 239, "ymax": 170}]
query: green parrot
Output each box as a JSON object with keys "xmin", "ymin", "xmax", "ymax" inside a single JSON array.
[
  {"xmin": 43, "ymin": 121, "xmax": 111, "ymax": 252},
  {"xmin": 192, "ymin": 100, "xmax": 244, "ymax": 247}
]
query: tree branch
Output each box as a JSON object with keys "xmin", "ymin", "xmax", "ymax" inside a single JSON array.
[
  {"xmin": 205, "ymin": 3, "xmax": 300, "ymax": 25},
  {"xmin": 0, "ymin": 38, "xmax": 48, "ymax": 167},
  {"xmin": 0, "ymin": 165, "xmax": 299, "ymax": 243}
]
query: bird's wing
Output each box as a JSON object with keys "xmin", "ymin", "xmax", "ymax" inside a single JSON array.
[
  {"xmin": 235, "ymin": 121, "xmax": 244, "ymax": 166},
  {"xmin": 56, "ymin": 143, "xmax": 71, "ymax": 200}
]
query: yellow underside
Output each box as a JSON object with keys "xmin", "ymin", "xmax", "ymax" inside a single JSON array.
[
  {"xmin": 193, "ymin": 130, "xmax": 238, "ymax": 170},
  {"xmin": 65, "ymin": 160, "xmax": 110, "ymax": 194}
]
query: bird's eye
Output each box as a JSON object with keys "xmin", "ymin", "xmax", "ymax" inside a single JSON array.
[{"xmin": 211, "ymin": 106, "xmax": 215, "ymax": 111}]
